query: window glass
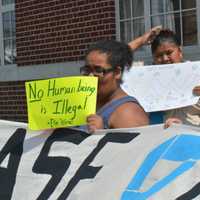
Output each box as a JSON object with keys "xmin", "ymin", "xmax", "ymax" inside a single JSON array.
[
  {"xmin": 182, "ymin": 0, "xmax": 196, "ymax": 10},
  {"xmin": 132, "ymin": 18, "xmax": 145, "ymax": 38},
  {"xmin": 150, "ymin": 0, "xmax": 180, "ymax": 14},
  {"xmin": 2, "ymin": 0, "xmax": 14, "ymax": 5},
  {"xmin": 4, "ymin": 39, "xmax": 16, "ymax": 64},
  {"xmin": 119, "ymin": 0, "xmax": 145, "ymax": 44},
  {"xmin": 151, "ymin": 13, "xmax": 181, "ymax": 33},
  {"xmin": 132, "ymin": 0, "xmax": 144, "ymax": 17},
  {"xmin": 1, "ymin": 1, "xmax": 15, "ymax": 65},
  {"xmin": 2, "ymin": 12, "xmax": 11, "ymax": 38},
  {"xmin": 182, "ymin": 10, "xmax": 197, "ymax": 46},
  {"xmin": 118, "ymin": 0, "xmax": 199, "ymax": 62},
  {"xmin": 150, "ymin": 0, "xmax": 197, "ymax": 46},
  {"xmin": 119, "ymin": 0, "xmax": 131, "ymax": 19},
  {"xmin": 11, "ymin": 11, "xmax": 16, "ymax": 35},
  {"xmin": 2, "ymin": 10, "xmax": 16, "ymax": 65},
  {"xmin": 120, "ymin": 21, "xmax": 132, "ymax": 43}
]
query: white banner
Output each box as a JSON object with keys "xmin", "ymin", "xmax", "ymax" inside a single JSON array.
[{"xmin": 0, "ymin": 120, "xmax": 200, "ymax": 199}]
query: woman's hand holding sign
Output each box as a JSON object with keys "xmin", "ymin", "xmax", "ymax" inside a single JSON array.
[
  {"xmin": 193, "ymin": 86, "xmax": 200, "ymax": 96},
  {"xmin": 87, "ymin": 114, "xmax": 104, "ymax": 133}
]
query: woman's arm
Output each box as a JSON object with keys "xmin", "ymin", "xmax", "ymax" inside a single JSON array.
[
  {"xmin": 109, "ymin": 102, "xmax": 149, "ymax": 129},
  {"xmin": 128, "ymin": 25, "xmax": 162, "ymax": 51}
]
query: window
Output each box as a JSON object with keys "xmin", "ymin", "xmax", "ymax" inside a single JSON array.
[
  {"xmin": 119, "ymin": 0, "xmax": 145, "ymax": 43},
  {"xmin": 150, "ymin": 0, "xmax": 197, "ymax": 46},
  {"xmin": 0, "ymin": 0, "xmax": 16, "ymax": 66},
  {"xmin": 117, "ymin": 0, "xmax": 200, "ymax": 62}
]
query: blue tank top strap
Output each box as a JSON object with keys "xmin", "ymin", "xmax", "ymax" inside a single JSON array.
[{"xmin": 97, "ymin": 96, "xmax": 141, "ymax": 129}]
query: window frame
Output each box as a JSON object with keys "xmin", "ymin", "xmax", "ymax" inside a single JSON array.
[
  {"xmin": 115, "ymin": 0, "xmax": 200, "ymax": 63},
  {"xmin": 0, "ymin": 1, "xmax": 16, "ymax": 67}
]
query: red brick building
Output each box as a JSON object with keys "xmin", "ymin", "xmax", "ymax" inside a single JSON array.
[
  {"xmin": 0, "ymin": 0, "xmax": 199, "ymax": 122},
  {"xmin": 0, "ymin": 0, "xmax": 116, "ymax": 122}
]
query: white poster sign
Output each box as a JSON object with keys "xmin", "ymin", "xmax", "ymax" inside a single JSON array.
[{"xmin": 122, "ymin": 61, "xmax": 200, "ymax": 112}]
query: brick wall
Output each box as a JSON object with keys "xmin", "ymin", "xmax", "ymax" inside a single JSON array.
[
  {"xmin": 0, "ymin": 81, "xmax": 27, "ymax": 122},
  {"xmin": 16, "ymin": 0, "xmax": 116, "ymax": 66},
  {"xmin": 0, "ymin": 0, "xmax": 116, "ymax": 123}
]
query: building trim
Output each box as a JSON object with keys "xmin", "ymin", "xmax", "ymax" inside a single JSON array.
[{"xmin": 0, "ymin": 61, "xmax": 83, "ymax": 82}]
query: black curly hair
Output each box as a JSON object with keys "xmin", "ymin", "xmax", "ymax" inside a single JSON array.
[
  {"xmin": 151, "ymin": 29, "xmax": 181, "ymax": 54},
  {"xmin": 86, "ymin": 40, "xmax": 133, "ymax": 73}
]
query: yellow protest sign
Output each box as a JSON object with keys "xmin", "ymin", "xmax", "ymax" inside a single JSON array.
[{"xmin": 25, "ymin": 76, "xmax": 98, "ymax": 130}]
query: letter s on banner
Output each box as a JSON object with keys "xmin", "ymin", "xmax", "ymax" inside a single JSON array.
[{"xmin": 32, "ymin": 128, "xmax": 89, "ymax": 200}]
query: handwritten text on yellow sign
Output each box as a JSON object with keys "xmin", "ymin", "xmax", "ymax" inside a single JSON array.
[{"xmin": 25, "ymin": 76, "xmax": 98, "ymax": 130}]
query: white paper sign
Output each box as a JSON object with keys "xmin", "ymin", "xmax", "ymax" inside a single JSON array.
[{"xmin": 121, "ymin": 61, "xmax": 200, "ymax": 112}]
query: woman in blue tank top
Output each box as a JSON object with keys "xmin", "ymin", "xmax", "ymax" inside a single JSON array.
[{"xmin": 80, "ymin": 40, "xmax": 149, "ymax": 133}]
